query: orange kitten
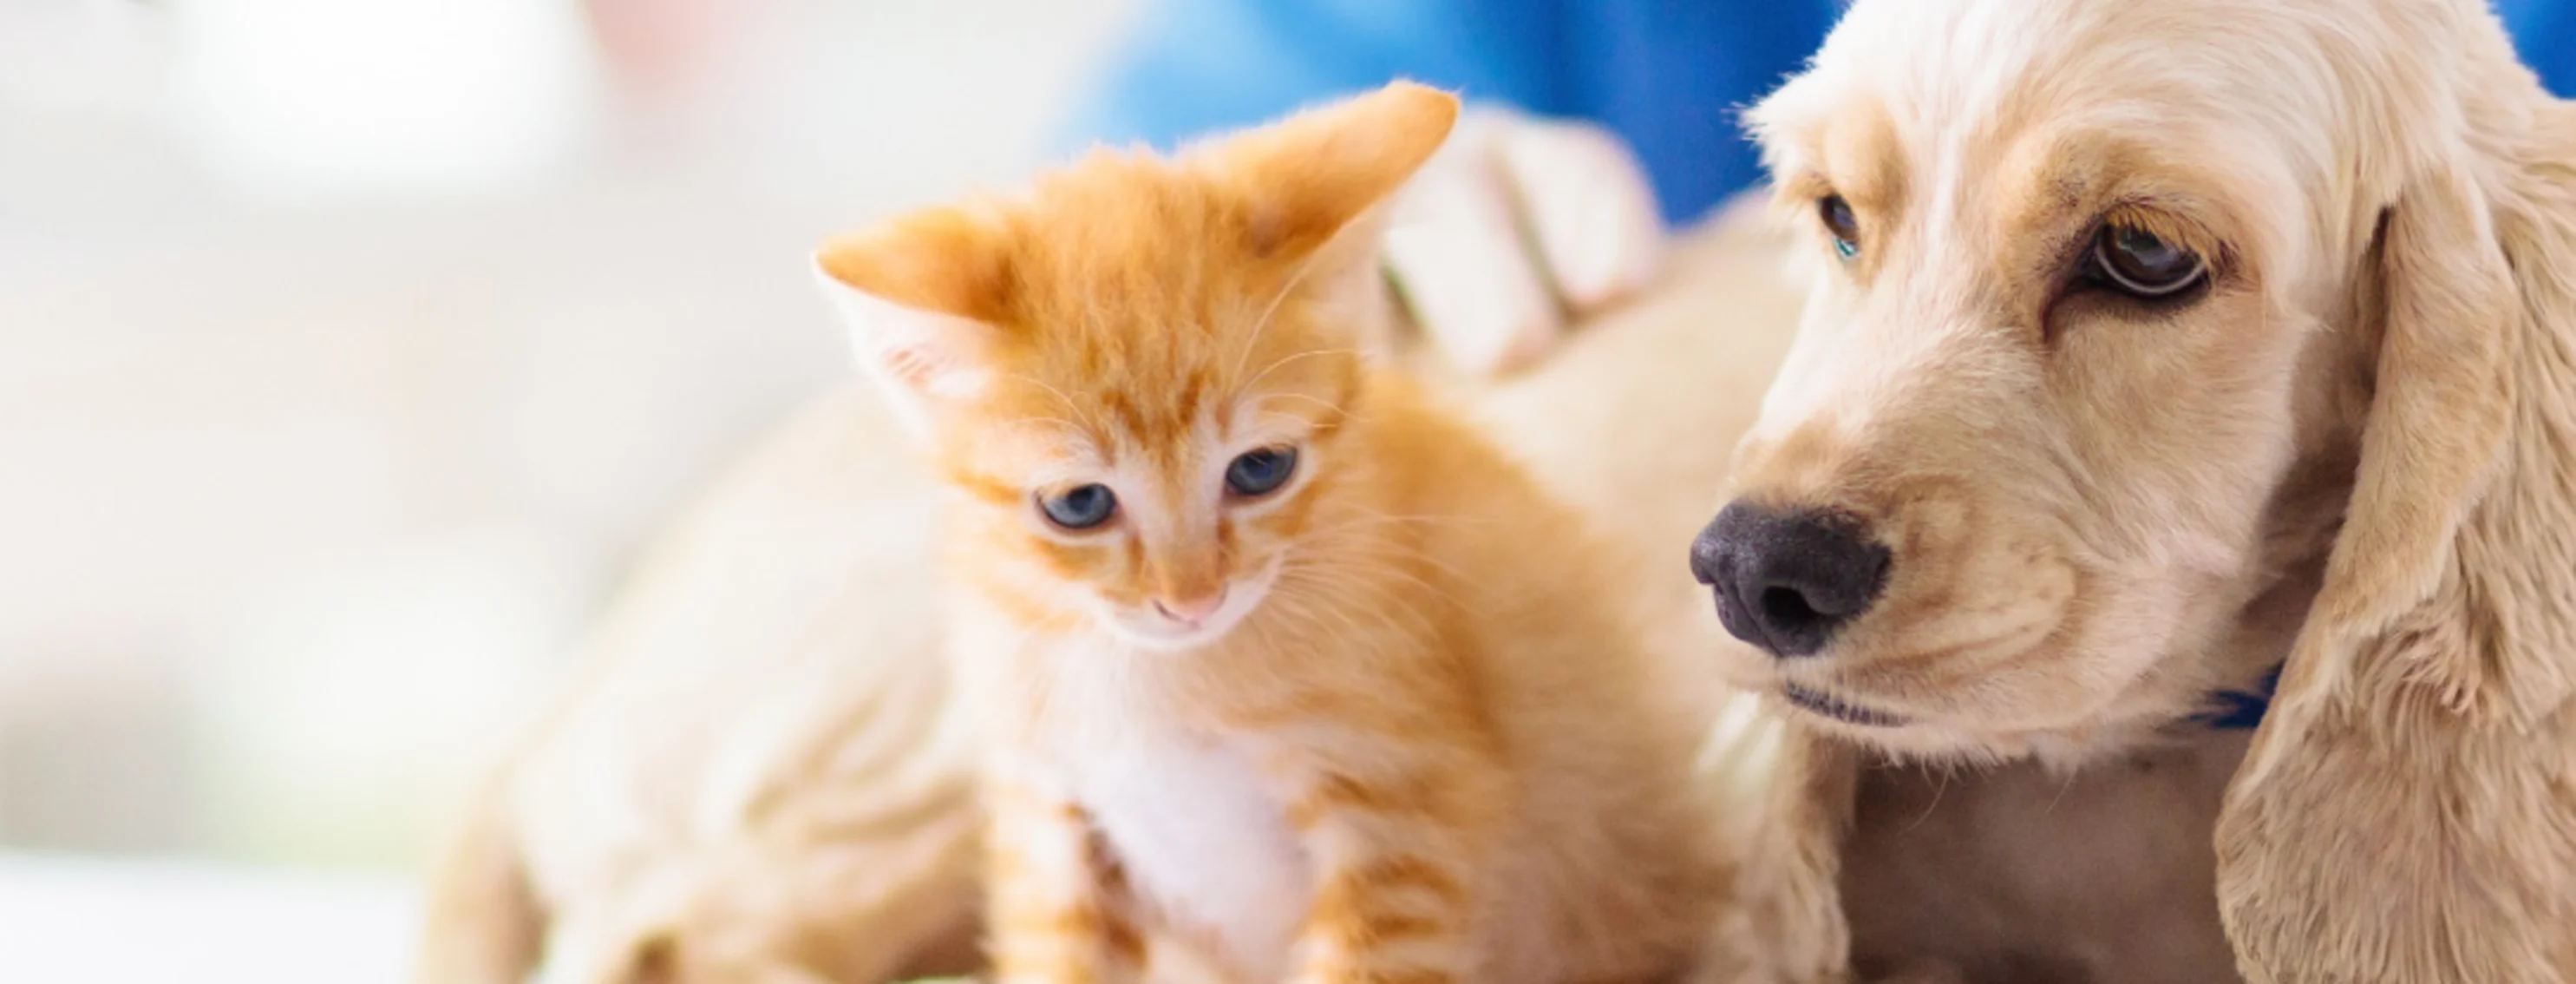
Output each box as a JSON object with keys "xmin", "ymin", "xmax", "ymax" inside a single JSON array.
[{"xmin": 812, "ymin": 82, "xmax": 1728, "ymax": 984}]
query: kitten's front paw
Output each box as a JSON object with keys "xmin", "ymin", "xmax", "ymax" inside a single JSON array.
[{"xmin": 1379, "ymin": 106, "xmax": 1666, "ymax": 377}]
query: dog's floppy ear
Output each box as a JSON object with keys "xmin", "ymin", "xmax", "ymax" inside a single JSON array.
[
  {"xmin": 2215, "ymin": 138, "xmax": 2576, "ymax": 980},
  {"xmin": 2256, "ymin": 161, "xmax": 2517, "ymax": 735}
]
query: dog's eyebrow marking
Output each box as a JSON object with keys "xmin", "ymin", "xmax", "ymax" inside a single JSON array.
[
  {"xmin": 1774, "ymin": 171, "xmax": 1837, "ymax": 215},
  {"xmin": 1821, "ymin": 101, "xmax": 1910, "ymax": 219},
  {"xmin": 1764, "ymin": 98, "xmax": 1910, "ymax": 262},
  {"xmin": 1992, "ymin": 130, "xmax": 2237, "ymax": 272}
]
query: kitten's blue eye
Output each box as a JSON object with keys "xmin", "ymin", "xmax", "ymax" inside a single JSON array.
[
  {"xmin": 1820, "ymin": 194, "xmax": 1860, "ymax": 260},
  {"xmin": 1039, "ymin": 483, "xmax": 1117, "ymax": 530},
  {"xmin": 1224, "ymin": 447, "xmax": 1298, "ymax": 497}
]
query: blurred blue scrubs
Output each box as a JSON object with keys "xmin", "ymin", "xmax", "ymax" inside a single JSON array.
[{"xmin": 1060, "ymin": 0, "xmax": 2576, "ymax": 226}]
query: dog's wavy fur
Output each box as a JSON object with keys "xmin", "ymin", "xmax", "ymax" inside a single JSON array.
[{"xmin": 1726, "ymin": 1, "xmax": 2576, "ymax": 980}]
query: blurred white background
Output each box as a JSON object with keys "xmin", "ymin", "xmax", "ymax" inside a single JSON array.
[{"xmin": 0, "ymin": 0, "xmax": 1138, "ymax": 974}]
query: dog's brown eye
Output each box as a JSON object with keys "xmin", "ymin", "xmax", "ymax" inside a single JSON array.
[
  {"xmin": 2092, "ymin": 224, "xmax": 2207, "ymax": 298},
  {"xmin": 1819, "ymin": 194, "xmax": 1860, "ymax": 259}
]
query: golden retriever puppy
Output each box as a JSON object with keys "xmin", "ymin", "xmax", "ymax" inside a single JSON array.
[{"xmin": 1699, "ymin": 0, "xmax": 2576, "ymax": 981}]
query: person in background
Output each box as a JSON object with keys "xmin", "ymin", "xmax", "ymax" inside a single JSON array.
[{"xmin": 1058, "ymin": 0, "xmax": 2576, "ymax": 371}]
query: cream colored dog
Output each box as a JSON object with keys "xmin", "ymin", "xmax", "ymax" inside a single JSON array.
[{"xmin": 1698, "ymin": 0, "xmax": 2576, "ymax": 980}]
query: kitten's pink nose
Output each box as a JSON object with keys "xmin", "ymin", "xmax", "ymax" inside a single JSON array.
[{"xmin": 1153, "ymin": 589, "xmax": 1228, "ymax": 625}]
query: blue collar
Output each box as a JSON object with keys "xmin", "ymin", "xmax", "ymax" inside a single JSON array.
[{"xmin": 2191, "ymin": 664, "xmax": 2283, "ymax": 730}]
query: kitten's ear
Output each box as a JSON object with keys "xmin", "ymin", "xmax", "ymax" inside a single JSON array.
[
  {"xmin": 1210, "ymin": 80, "xmax": 1461, "ymax": 263},
  {"xmin": 812, "ymin": 207, "xmax": 1013, "ymax": 436}
]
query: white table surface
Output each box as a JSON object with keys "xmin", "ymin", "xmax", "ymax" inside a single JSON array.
[{"xmin": 0, "ymin": 852, "xmax": 417, "ymax": 983}]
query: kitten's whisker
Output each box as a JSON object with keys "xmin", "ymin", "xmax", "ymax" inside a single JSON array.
[
  {"xmin": 1272, "ymin": 562, "xmax": 1454, "ymax": 640},
  {"xmin": 997, "ymin": 417, "xmax": 1092, "ymax": 447},
  {"xmin": 1336, "ymin": 505, "xmax": 1506, "ymax": 526},
  {"xmin": 1289, "ymin": 530, "xmax": 1479, "ymax": 591},
  {"xmin": 1257, "ymin": 576, "xmax": 1380, "ymax": 646},
  {"xmin": 1249, "ymin": 393, "xmax": 1344, "ymax": 417},
  {"xmin": 1302, "ymin": 560, "xmax": 1469, "ymax": 617},
  {"xmin": 1001, "ymin": 373, "xmax": 1103, "ymax": 436},
  {"xmin": 1229, "ymin": 242, "xmax": 1330, "ymax": 381},
  {"xmin": 1257, "ymin": 591, "xmax": 1344, "ymax": 648},
  {"xmin": 1240, "ymin": 347, "xmax": 1365, "ymax": 393}
]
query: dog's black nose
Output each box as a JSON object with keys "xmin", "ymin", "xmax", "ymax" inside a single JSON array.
[{"xmin": 1690, "ymin": 501, "xmax": 1890, "ymax": 658}]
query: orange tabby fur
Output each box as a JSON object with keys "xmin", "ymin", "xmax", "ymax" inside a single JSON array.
[{"xmin": 814, "ymin": 82, "xmax": 1729, "ymax": 984}]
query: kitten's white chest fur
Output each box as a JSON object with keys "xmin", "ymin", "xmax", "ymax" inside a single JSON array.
[{"xmin": 1038, "ymin": 666, "xmax": 1311, "ymax": 981}]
